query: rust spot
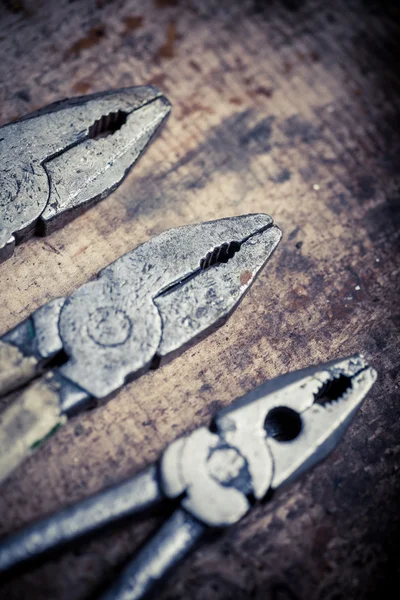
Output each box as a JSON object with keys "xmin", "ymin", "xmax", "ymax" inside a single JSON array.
[
  {"xmin": 72, "ymin": 80, "xmax": 92, "ymax": 94},
  {"xmin": 229, "ymin": 97, "xmax": 243, "ymax": 105},
  {"xmin": 254, "ymin": 85, "xmax": 274, "ymax": 98},
  {"xmin": 240, "ymin": 270, "xmax": 252, "ymax": 286},
  {"xmin": 154, "ymin": 0, "xmax": 179, "ymax": 6},
  {"xmin": 178, "ymin": 102, "xmax": 214, "ymax": 120},
  {"xmin": 147, "ymin": 73, "xmax": 167, "ymax": 88},
  {"xmin": 66, "ymin": 25, "xmax": 106, "ymax": 58},
  {"xmin": 123, "ymin": 15, "xmax": 144, "ymax": 33},
  {"xmin": 73, "ymin": 245, "xmax": 89, "ymax": 257},
  {"xmin": 155, "ymin": 21, "xmax": 177, "ymax": 60}
]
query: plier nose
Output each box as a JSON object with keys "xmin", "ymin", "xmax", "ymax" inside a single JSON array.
[
  {"xmin": 0, "ymin": 355, "xmax": 377, "ymax": 600},
  {"xmin": 0, "ymin": 85, "xmax": 171, "ymax": 262},
  {"xmin": 0, "ymin": 213, "xmax": 281, "ymax": 484}
]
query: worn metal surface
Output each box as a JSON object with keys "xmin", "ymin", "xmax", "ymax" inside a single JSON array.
[
  {"xmin": 99, "ymin": 355, "xmax": 376, "ymax": 600},
  {"xmin": 0, "ymin": 0, "xmax": 399, "ymax": 599},
  {"xmin": 161, "ymin": 355, "xmax": 376, "ymax": 528},
  {"xmin": 0, "ymin": 214, "xmax": 280, "ymax": 482},
  {"xmin": 0, "ymin": 85, "xmax": 171, "ymax": 262},
  {"xmin": 0, "ymin": 356, "xmax": 377, "ymax": 600},
  {"xmin": 2, "ymin": 214, "xmax": 280, "ymax": 397},
  {"xmin": 99, "ymin": 510, "xmax": 205, "ymax": 600},
  {"xmin": 0, "ymin": 465, "xmax": 162, "ymax": 574}
]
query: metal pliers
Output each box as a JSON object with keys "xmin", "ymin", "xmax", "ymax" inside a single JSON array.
[
  {"xmin": 0, "ymin": 85, "xmax": 171, "ymax": 262},
  {"xmin": 0, "ymin": 355, "xmax": 376, "ymax": 600},
  {"xmin": 0, "ymin": 214, "xmax": 281, "ymax": 483}
]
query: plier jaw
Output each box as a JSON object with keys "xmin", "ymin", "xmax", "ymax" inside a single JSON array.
[
  {"xmin": 161, "ymin": 354, "xmax": 377, "ymax": 527},
  {"xmin": 52, "ymin": 214, "xmax": 282, "ymax": 400},
  {"xmin": 0, "ymin": 355, "xmax": 377, "ymax": 600},
  {"xmin": 228, "ymin": 354, "xmax": 377, "ymax": 491},
  {"xmin": 0, "ymin": 85, "xmax": 171, "ymax": 262},
  {"xmin": 154, "ymin": 214, "xmax": 282, "ymax": 361},
  {"xmin": 0, "ymin": 214, "xmax": 281, "ymax": 483}
]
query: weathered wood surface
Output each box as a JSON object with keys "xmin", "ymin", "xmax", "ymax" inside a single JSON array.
[{"xmin": 0, "ymin": 1, "xmax": 399, "ymax": 599}]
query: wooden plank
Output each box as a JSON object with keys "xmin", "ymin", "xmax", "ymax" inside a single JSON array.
[{"xmin": 0, "ymin": 1, "xmax": 399, "ymax": 599}]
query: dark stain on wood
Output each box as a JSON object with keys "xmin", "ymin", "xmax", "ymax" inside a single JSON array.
[
  {"xmin": 146, "ymin": 72, "xmax": 167, "ymax": 89},
  {"xmin": 146, "ymin": 73, "xmax": 168, "ymax": 89},
  {"xmin": 311, "ymin": 525, "xmax": 333, "ymax": 559},
  {"xmin": 207, "ymin": 400, "xmax": 224, "ymax": 415},
  {"xmin": 365, "ymin": 196, "xmax": 400, "ymax": 241},
  {"xmin": 2, "ymin": 0, "xmax": 27, "ymax": 14},
  {"xmin": 154, "ymin": 0, "xmax": 179, "ymax": 7},
  {"xmin": 177, "ymin": 101, "xmax": 214, "ymax": 120},
  {"xmin": 122, "ymin": 15, "xmax": 144, "ymax": 34},
  {"xmin": 72, "ymin": 80, "xmax": 92, "ymax": 94},
  {"xmin": 276, "ymin": 245, "xmax": 318, "ymax": 276},
  {"xmin": 282, "ymin": 60, "xmax": 293, "ymax": 74},
  {"xmin": 13, "ymin": 88, "xmax": 30, "ymax": 102},
  {"xmin": 123, "ymin": 109, "xmax": 277, "ymax": 220},
  {"xmin": 351, "ymin": 175, "xmax": 377, "ymax": 203},
  {"xmin": 155, "ymin": 21, "xmax": 177, "ymax": 61},
  {"xmin": 280, "ymin": 115, "xmax": 320, "ymax": 145},
  {"xmin": 239, "ymin": 114, "xmax": 275, "ymax": 153},
  {"xmin": 189, "ymin": 60, "xmax": 202, "ymax": 72},
  {"xmin": 270, "ymin": 167, "xmax": 291, "ymax": 184},
  {"xmin": 288, "ymin": 226, "xmax": 301, "ymax": 241},
  {"xmin": 253, "ymin": 85, "xmax": 274, "ymax": 98},
  {"xmin": 65, "ymin": 25, "xmax": 106, "ymax": 58}
]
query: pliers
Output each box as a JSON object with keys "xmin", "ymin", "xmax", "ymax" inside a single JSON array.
[
  {"xmin": 0, "ymin": 355, "xmax": 376, "ymax": 600},
  {"xmin": 0, "ymin": 85, "xmax": 171, "ymax": 262},
  {"xmin": 0, "ymin": 213, "xmax": 281, "ymax": 483}
]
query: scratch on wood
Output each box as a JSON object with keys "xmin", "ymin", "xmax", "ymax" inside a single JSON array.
[
  {"xmin": 42, "ymin": 241, "xmax": 61, "ymax": 255},
  {"xmin": 73, "ymin": 245, "xmax": 89, "ymax": 257}
]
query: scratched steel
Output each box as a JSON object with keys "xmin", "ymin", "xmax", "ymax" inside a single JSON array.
[
  {"xmin": 0, "ymin": 85, "xmax": 171, "ymax": 262},
  {"xmin": 0, "ymin": 214, "xmax": 281, "ymax": 482},
  {"xmin": 0, "ymin": 356, "xmax": 376, "ymax": 600}
]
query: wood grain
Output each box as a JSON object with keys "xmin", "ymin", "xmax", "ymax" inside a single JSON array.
[{"xmin": 0, "ymin": 1, "xmax": 399, "ymax": 599}]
